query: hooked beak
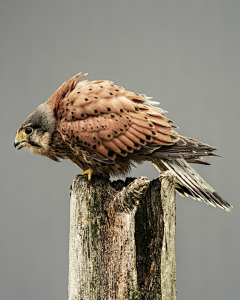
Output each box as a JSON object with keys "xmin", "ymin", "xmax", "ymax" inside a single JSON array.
[{"xmin": 14, "ymin": 134, "xmax": 27, "ymax": 150}]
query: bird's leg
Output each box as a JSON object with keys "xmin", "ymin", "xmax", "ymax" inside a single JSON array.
[{"xmin": 80, "ymin": 168, "xmax": 95, "ymax": 181}]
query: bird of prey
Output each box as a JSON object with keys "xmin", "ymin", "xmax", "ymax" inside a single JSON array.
[{"xmin": 14, "ymin": 73, "xmax": 232, "ymax": 211}]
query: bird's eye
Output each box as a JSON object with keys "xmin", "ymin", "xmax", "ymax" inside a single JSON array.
[{"xmin": 22, "ymin": 127, "xmax": 33, "ymax": 136}]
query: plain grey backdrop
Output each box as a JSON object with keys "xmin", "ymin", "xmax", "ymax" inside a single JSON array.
[{"xmin": 1, "ymin": 1, "xmax": 240, "ymax": 299}]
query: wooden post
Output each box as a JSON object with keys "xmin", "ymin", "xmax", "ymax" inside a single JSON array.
[{"xmin": 68, "ymin": 172, "xmax": 176, "ymax": 300}]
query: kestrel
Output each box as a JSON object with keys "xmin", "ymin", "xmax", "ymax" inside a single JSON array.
[{"xmin": 14, "ymin": 73, "xmax": 232, "ymax": 211}]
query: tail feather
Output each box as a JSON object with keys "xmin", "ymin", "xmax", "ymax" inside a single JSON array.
[{"xmin": 161, "ymin": 158, "xmax": 232, "ymax": 211}]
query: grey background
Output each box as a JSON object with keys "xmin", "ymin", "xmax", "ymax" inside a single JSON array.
[{"xmin": 1, "ymin": 1, "xmax": 239, "ymax": 299}]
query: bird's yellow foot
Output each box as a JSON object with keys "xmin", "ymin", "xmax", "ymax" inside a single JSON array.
[{"xmin": 80, "ymin": 168, "xmax": 95, "ymax": 181}]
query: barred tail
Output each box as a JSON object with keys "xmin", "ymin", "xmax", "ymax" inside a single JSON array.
[{"xmin": 160, "ymin": 158, "xmax": 232, "ymax": 211}]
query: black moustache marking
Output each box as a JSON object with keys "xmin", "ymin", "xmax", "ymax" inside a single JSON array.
[{"xmin": 29, "ymin": 141, "xmax": 41, "ymax": 148}]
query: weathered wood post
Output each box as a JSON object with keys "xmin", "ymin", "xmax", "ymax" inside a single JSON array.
[{"xmin": 68, "ymin": 171, "xmax": 176, "ymax": 300}]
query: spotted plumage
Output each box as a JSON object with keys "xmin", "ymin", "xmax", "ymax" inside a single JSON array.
[{"xmin": 14, "ymin": 73, "xmax": 232, "ymax": 211}]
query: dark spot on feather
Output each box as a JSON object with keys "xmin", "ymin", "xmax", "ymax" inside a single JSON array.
[
  {"xmin": 72, "ymin": 135, "xmax": 75, "ymax": 138},
  {"xmin": 107, "ymin": 107, "xmax": 111, "ymax": 111},
  {"xmin": 135, "ymin": 93, "xmax": 139, "ymax": 96},
  {"xmin": 108, "ymin": 150, "xmax": 114, "ymax": 157},
  {"xmin": 120, "ymin": 115, "xmax": 122, "ymax": 118},
  {"xmin": 149, "ymin": 124, "xmax": 153, "ymax": 127},
  {"xmin": 98, "ymin": 142, "xmax": 100, "ymax": 145},
  {"xmin": 100, "ymin": 112, "xmax": 104, "ymax": 115},
  {"xmin": 86, "ymin": 114, "xmax": 89, "ymax": 118},
  {"xmin": 127, "ymin": 146, "xmax": 132, "ymax": 151},
  {"xmin": 126, "ymin": 116, "xmax": 129, "ymax": 119},
  {"xmin": 71, "ymin": 112, "xmax": 74, "ymax": 114},
  {"xmin": 66, "ymin": 109, "xmax": 69, "ymax": 111},
  {"xmin": 120, "ymin": 129, "xmax": 123, "ymax": 131},
  {"xmin": 108, "ymin": 135, "xmax": 111, "ymax": 137},
  {"xmin": 140, "ymin": 139, "xmax": 145, "ymax": 144},
  {"xmin": 76, "ymin": 136, "xmax": 79, "ymax": 141},
  {"xmin": 77, "ymin": 92, "xmax": 80, "ymax": 94},
  {"xmin": 134, "ymin": 143, "xmax": 139, "ymax": 148},
  {"xmin": 115, "ymin": 89, "xmax": 119, "ymax": 92},
  {"xmin": 135, "ymin": 107, "xmax": 139, "ymax": 111},
  {"xmin": 50, "ymin": 135, "xmax": 55, "ymax": 143},
  {"xmin": 93, "ymin": 145, "xmax": 96, "ymax": 149},
  {"xmin": 93, "ymin": 137, "xmax": 96, "ymax": 140},
  {"xmin": 100, "ymin": 86, "xmax": 103, "ymax": 88},
  {"xmin": 109, "ymin": 93, "xmax": 113, "ymax": 95},
  {"xmin": 85, "ymin": 98, "xmax": 88, "ymax": 101},
  {"xmin": 94, "ymin": 110, "xmax": 98, "ymax": 113},
  {"xmin": 102, "ymin": 126, "xmax": 104, "ymax": 128},
  {"xmin": 89, "ymin": 88, "xmax": 92, "ymax": 90},
  {"xmin": 88, "ymin": 143, "xmax": 90, "ymax": 146},
  {"xmin": 146, "ymin": 135, "xmax": 151, "ymax": 140},
  {"xmin": 152, "ymin": 131, "xmax": 156, "ymax": 135},
  {"xmin": 144, "ymin": 116, "xmax": 148, "ymax": 119},
  {"xmin": 121, "ymin": 150, "xmax": 126, "ymax": 155},
  {"xmin": 81, "ymin": 114, "xmax": 84, "ymax": 117},
  {"xmin": 94, "ymin": 97, "xmax": 98, "ymax": 99},
  {"xmin": 79, "ymin": 140, "xmax": 83, "ymax": 143},
  {"xmin": 111, "ymin": 114, "xmax": 115, "ymax": 118},
  {"xmin": 91, "ymin": 127, "xmax": 93, "ymax": 129},
  {"xmin": 66, "ymin": 134, "xmax": 69, "ymax": 138},
  {"xmin": 120, "ymin": 109, "xmax": 123, "ymax": 113},
  {"xmin": 84, "ymin": 142, "xmax": 87, "ymax": 145},
  {"xmin": 124, "ymin": 125, "xmax": 127, "ymax": 128},
  {"xmin": 114, "ymin": 131, "xmax": 118, "ymax": 134}
]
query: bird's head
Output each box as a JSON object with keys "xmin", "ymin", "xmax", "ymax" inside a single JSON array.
[{"xmin": 14, "ymin": 103, "xmax": 57, "ymax": 156}]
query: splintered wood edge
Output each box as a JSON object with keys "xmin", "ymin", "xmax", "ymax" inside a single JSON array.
[
  {"xmin": 106, "ymin": 176, "xmax": 150, "ymax": 214},
  {"xmin": 159, "ymin": 170, "xmax": 177, "ymax": 300}
]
